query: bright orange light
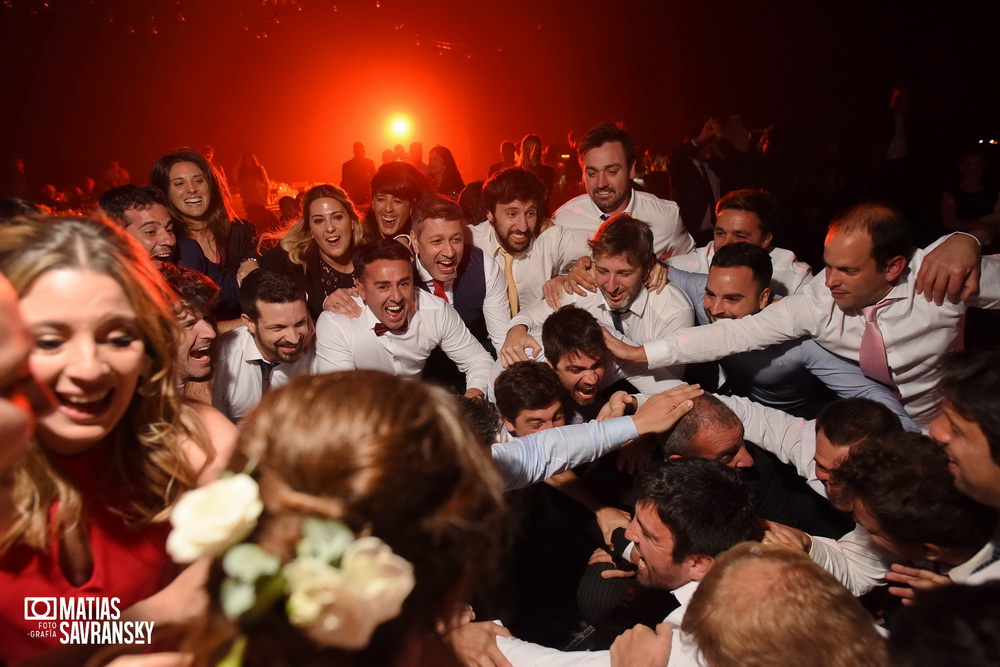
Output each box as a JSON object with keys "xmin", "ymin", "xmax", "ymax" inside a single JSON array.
[{"xmin": 388, "ymin": 115, "xmax": 411, "ymax": 140}]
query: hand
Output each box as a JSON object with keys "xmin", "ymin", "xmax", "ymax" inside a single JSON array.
[
  {"xmin": 542, "ymin": 276, "xmax": 568, "ymax": 309},
  {"xmin": 323, "ymin": 287, "xmax": 362, "ymax": 318},
  {"xmin": 124, "ymin": 558, "xmax": 210, "ymax": 630},
  {"xmin": 464, "ymin": 388, "xmax": 486, "ymax": 400},
  {"xmin": 596, "ymin": 507, "xmax": 632, "ymax": 549},
  {"xmin": 588, "ymin": 547, "xmax": 636, "ymax": 579},
  {"xmin": 643, "ymin": 262, "xmax": 668, "ymax": 294},
  {"xmin": 695, "ymin": 117, "xmax": 720, "ymax": 146},
  {"xmin": 564, "ymin": 256, "xmax": 598, "ymax": 295},
  {"xmin": 236, "ymin": 260, "xmax": 259, "ymax": 285},
  {"xmin": 916, "ymin": 233, "xmax": 981, "ymax": 304},
  {"xmin": 630, "ymin": 384, "xmax": 703, "ymax": 435},
  {"xmin": 602, "ymin": 328, "xmax": 647, "ymax": 364},
  {"xmin": 436, "ymin": 603, "xmax": 476, "ymax": 635},
  {"xmin": 442, "ymin": 621, "xmax": 514, "ymax": 667},
  {"xmin": 761, "ymin": 520, "xmax": 812, "ymax": 552},
  {"xmin": 885, "ymin": 563, "xmax": 952, "ymax": 605},
  {"xmin": 597, "ymin": 390, "xmax": 638, "ymax": 421},
  {"xmin": 499, "ymin": 325, "xmax": 541, "ymax": 367},
  {"xmin": 610, "ymin": 622, "xmax": 673, "ymax": 667},
  {"xmin": 589, "ymin": 547, "xmax": 636, "ymax": 579},
  {"xmin": 616, "ymin": 436, "xmax": 655, "ymax": 475}
]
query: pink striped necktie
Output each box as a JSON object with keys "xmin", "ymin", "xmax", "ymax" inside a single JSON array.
[{"xmin": 858, "ymin": 300, "xmax": 894, "ymax": 386}]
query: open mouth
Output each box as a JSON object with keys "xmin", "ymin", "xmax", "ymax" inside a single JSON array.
[
  {"xmin": 436, "ymin": 258, "xmax": 456, "ymax": 274},
  {"xmin": 184, "ymin": 197, "xmax": 204, "ymax": 207},
  {"xmin": 190, "ymin": 344, "xmax": 211, "ymax": 362},
  {"xmin": 58, "ymin": 390, "xmax": 113, "ymax": 417}
]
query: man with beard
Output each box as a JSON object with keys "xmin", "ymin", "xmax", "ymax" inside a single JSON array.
[
  {"xmin": 553, "ymin": 123, "xmax": 694, "ymax": 259},
  {"xmin": 313, "ymin": 240, "xmax": 493, "ymax": 398},
  {"xmin": 213, "ymin": 269, "xmax": 315, "ymax": 422},
  {"xmin": 471, "ymin": 167, "xmax": 586, "ymax": 314}
]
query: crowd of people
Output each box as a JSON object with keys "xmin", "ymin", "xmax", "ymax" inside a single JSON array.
[{"xmin": 0, "ymin": 117, "xmax": 998, "ymax": 667}]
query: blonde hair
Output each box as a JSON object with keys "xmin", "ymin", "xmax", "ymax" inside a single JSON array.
[
  {"xmin": 0, "ymin": 216, "xmax": 201, "ymax": 551},
  {"xmin": 193, "ymin": 371, "xmax": 507, "ymax": 665},
  {"xmin": 683, "ymin": 542, "xmax": 887, "ymax": 667},
  {"xmin": 279, "ymin": 184, "xmax": 364, "ymax": 269}
]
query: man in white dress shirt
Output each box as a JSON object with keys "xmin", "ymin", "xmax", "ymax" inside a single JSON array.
[
  {"xmin": 552, "ymin": 123, "xmax": 695, "ymax": 259},
  {"xmin": 470, "ymin": 167, "xmax": 587, "ymax": 313},
  {"xmin": 313, "ymin": 239, "xmax": 493, "ymax": 397},
  {"xmin": 500, "ymin": 214, "xmax": 692, "ymax": 391},
  {"xmin": 666, "ymin": 188, "xmax": 813, "ymax": 295},
  {"xmin": 213, "ymin": 269, "xmax": 315, "ymax": 422},
  {"xmin": 604, "ymin": 203, "xmax": 1000, "ymax": 425}
]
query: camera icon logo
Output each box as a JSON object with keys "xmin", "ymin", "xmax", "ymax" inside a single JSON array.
[{"xmin": 24, "ymin": 597, "xmax": 58, "ymax": 621}]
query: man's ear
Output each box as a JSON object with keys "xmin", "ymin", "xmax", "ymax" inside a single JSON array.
[
  {"xmin": 241, "ymin": 313, "xmax": 254, "ymax": 333},
  {"xmin": 355, "ymin": 278, "xmax": 367, "ymax": 303},
  {"xmin": 686, "ymin": 553, "xmax": 715, "ymax": 581},
  {"xmin": 883, "ymin": 255, "xmax": 908, "ymax": 283},
  {"xmin": 486, "ymin": 209, "xmax": 496, "ymax": 225},
  {"xmin": 758, "ymin": 287, "xmax": 771, "ymax": 311},
  {"xmin": 922, "ymin": 542, "xmax": 944, "ymax": 562},
  {"xmin": 761, "ymin": 232, "xmax": 774, "ymax": 250},
  {"xmin": 629, "ymin": 162, "xmax": 637, "ymax": 180},
  {"xmin": 502, "ymin": 417, "xmax": 517, "ymax": 435}
]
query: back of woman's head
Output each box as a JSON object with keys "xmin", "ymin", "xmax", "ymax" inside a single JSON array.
[{"xmin": 205, "ymin": 371, "xmax": 506, "ymax": 665}]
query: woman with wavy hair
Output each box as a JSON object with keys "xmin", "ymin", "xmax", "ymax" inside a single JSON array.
[
  {"xmin": 175, "ymin": 370, "xmax": 507, "ymax": 666},
  {"xmin": 260, "ymin": 184, "xmax": 365, "ymax": 319},
  {"xmin": 0, "ymin": 216, "xmax": 236, "ymax": 662},
  {"xmin": 151, "ymin": 148, "xmax": 260, "ymax": 318}
]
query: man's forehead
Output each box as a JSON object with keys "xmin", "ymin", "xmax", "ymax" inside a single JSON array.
[
  {"xmin": 582, "ymin": 141, "xmax": 627, "ymax": 166},
  {"xmin": 559, "ymin": 350, "xmax": 603, "ymax": 369},
  {"xmin": 595, "ymin": 252, "xmax": 640, "ymax": 271},
  {"xmin": 417, "ymin": 217, "xmax": 463, "ymax": 238},
  {"xmin": 365, "ymin": 259, "xmax": 413, "ymax": 280},
  {"xmin": 124, "ymin": 203, "xmax": 171, "ymax": 224},
  {"xmin": 706, "ymin": 266, "xmax": 757, "ymax": 293}
]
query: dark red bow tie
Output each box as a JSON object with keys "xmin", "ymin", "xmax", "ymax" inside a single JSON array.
[{"xmin": 374, "ymin": 322, "xmax": 407, "ymax": 336}]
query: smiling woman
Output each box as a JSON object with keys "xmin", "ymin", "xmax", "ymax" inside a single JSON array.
[
  {"xmin": 151, "ymin": 148, "xmax": 261, "ymax": 319},
  {"xmin": 0, "ymin": 216, "xmax": 236, "ymax": 662},
  {"xmin": 260, "ymin": 184, "xmax": 366, "ymax": 319}
]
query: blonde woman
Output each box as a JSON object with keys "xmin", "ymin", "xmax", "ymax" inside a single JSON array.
[
  {"xmin": 0, "ymin": 216, "xmax": 236, "ymax": 661},
  {"xmin": 260, "ymin": 184, "xmax": 365, "ymax": 320}
]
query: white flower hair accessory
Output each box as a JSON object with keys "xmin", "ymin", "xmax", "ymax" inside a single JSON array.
[
  {"xmin": 168, "ymin": 477, "xmax": 415, "ymax": 653},
  {"xmin": 167, "ymin": 473, "xmax": 263, "ymax": 563}
]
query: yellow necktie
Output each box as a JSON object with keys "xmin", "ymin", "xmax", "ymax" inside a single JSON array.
[{"xmin": 500, "ymin": 249, "xmax": 519, "ymax": 316}]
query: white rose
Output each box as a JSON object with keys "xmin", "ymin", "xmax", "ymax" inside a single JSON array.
[
  {"xmin": 284, "ymin": 537, "xmax": 415, "ymax": 650},
  {"xmin": 166, "ymin": 474, "xmax": 263, "ymax": 563}
]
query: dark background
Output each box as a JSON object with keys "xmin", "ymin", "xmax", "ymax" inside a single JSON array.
[{"xmin": 1, "ymin": 0, "xmax": 997, "ymax": 187}]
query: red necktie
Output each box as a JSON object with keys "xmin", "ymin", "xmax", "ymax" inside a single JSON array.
[{"xmin": 431, "ymin": 279, "xmax": 449, "ymax": 303}]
